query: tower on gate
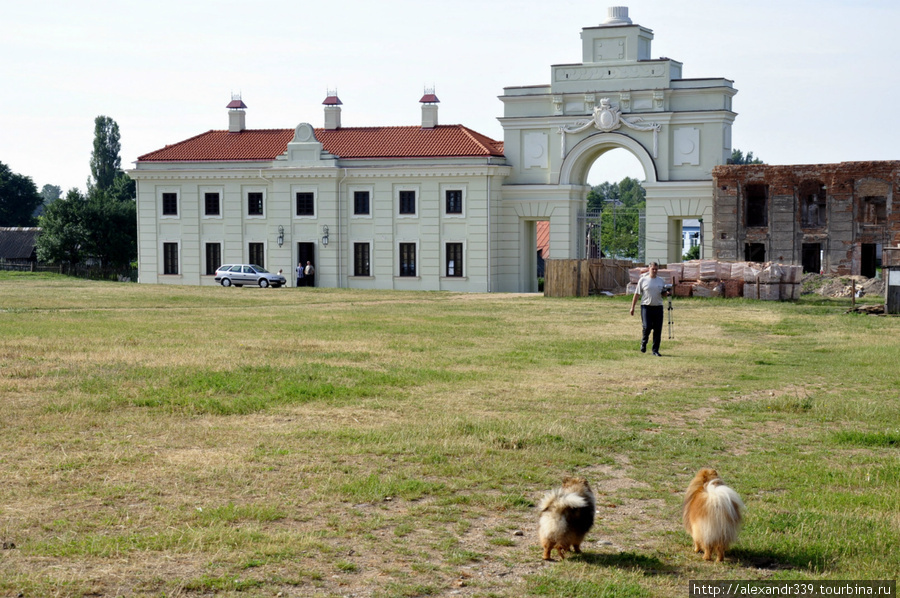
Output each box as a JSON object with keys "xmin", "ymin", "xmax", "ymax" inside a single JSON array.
[{"xmin": 498, "ymin": 6, "xmax": 736, "ymax": 289}]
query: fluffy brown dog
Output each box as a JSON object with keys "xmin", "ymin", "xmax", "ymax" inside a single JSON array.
[
  {"xmin": 682, "ymin": 468, "xmax": 744, "ymax": 562},
  {"xmin": 538, "ymin": 476, "xmax": 596, "ymax": 560}
]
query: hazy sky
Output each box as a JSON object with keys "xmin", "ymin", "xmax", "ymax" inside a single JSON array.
[{"xmin": 3, "ymin": 0, "xmax": 897, "ymax": 194}]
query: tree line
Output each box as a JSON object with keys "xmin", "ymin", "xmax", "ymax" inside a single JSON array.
[{"xmin": 0, "ymin": 116, "xmax": 136, "ymax": 269}]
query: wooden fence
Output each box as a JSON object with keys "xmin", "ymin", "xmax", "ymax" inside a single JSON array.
[{"xmin": 544, "ymin": 258, "xmax": 637, "ymax": 297}]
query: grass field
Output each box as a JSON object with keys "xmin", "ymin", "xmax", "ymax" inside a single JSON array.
[{"xmin": 0, "ymin": 272, "xmax": 897, "ymax": 597}]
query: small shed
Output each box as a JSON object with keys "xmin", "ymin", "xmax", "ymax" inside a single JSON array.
[{"xmin": 0, "ymin": 227, "xmax": 41, "ymax": 266}]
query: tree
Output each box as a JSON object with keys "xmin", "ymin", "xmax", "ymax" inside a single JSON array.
[
  {"xmin": 683, "ymin": 244, "xmax": 700, "ymax": 261},
  {"xmin": 90, "ymin": 116, "xmax": 122, "ymax": 192},
  {"xmin": 82, "ymin": 190, "xmax": 136, "ymax": 268},
  {"xmin": 0, "ymin": 161, "xmax": 44, "ymax": 227},
  {"xmin": 587, "ymin": 176, "xmax": 645, "ymax": 259},
  {"xmin": 730, "ymin": 149, "xmax": 764, "ymax": 165},
  {"xmin": 36, "ymin": 188, "xmax": 87, "ymax": 265},
  {"xmin": 34, "ymin": 184, "xmax": 63, "ymax": 218},
  {"xmin": 36, "ymin": 115, "xmax": 137, "ymax": 268}
]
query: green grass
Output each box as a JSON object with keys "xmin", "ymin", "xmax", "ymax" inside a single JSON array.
[{"xmin": 0, "ymin": 272, "xmax": 898, "ymax": 597}]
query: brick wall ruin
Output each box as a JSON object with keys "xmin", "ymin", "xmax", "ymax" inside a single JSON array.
[{"xmin": 712, "ymin": 161, "xmax": 900, "ymax": 276}]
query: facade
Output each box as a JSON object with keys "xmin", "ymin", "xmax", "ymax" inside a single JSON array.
[
  {"xmin": 712, "ymin": 161, "xmax": 900, "ymax": 276},
  {"xmin": 129, "ymin": 95, "xmax": 511, "ymax": 291},
  {"xmin": 129, "ymin": 7, "xmax": 736, "ymax": 290}
]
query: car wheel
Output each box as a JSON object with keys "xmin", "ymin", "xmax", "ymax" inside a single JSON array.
[
  {"xmin": 259, "ymin": 279, "xmax": 269, "ymax": 288},
  {"xmin": 221, "ymin": 278, "xmax": 232, "ymax": 287}
]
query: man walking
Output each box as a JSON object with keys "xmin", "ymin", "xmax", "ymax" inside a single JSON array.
[{"xmin": 629, "ymin": 261, "xmax": 669, "ymax": 356}]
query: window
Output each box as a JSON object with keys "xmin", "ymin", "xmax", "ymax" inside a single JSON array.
[
  {"xmin": 745, "ymin": 184, "xmax": 767, "ymax": 227},
  {"xmin": 204, "ymin": 192, "xmax": 221, "ymax": 216},
  {"xmin": 399, "ymin": 243, "xmax": 416, "ymax": 277},
  {"xmin": 399, "ymin": 190, "xmax": 416, "ymax": 215},
  {"xmin": 296, "ymin": 192, "xmax": 315, "ymax": 216},
  {"xmin": 163, "ymin": 243, "xmax": 179, "ymax": 275},
  {"xmin": 745, "ymin": 242, "xmax": 766, "ymax": 263},
  {"xmin": 205, "ymin": 243, "xmax": 221, "ymax": 275},
  {"xmin": 162, "ymin": 192, "xmax": 178, "ymax": 216},
  {"xmin": 248, "ymin": 192, "xmax": 264, "ymax": 216},
  {"xmin": 354, "ymin": 191, "xmax": 370, "ymax": 215},
  {"xmin": 445, "ymin": 190, "xmax": 463, "ymax": 215},
  {"xmin": 249, "ymin": 242, "xmax": 264, "ymax": 268},
  {"xmin": 861, "ymin": 196, "xmax": 886, "ymax": 225},
  {"xmin": 799, "ymin": 182, "xmax": 826, "ymax": 228},
  {"xmin": 354, "ymin": 243, "xmax": 370, "ymax": 276},
  {"xmin": 446, "ymin": 243, "xmax": 463, "ymax": 277}
]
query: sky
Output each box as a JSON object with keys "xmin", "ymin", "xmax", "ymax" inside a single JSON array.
[{"xmin": 3, "ymin": 0, "xmax": 898, "ymax": 195}]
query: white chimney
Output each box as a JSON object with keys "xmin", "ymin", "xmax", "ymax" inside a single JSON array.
[
  {"xmin": 323, "ymin": 91, "xmax": 342, "ymax": 130},
  {"xmin": 227, "ymin": 94, "xmax": 247, "ymax": 133},
  {"xmin": 420, "ymin": 88, "xmax": 439, "ymax": 129}
]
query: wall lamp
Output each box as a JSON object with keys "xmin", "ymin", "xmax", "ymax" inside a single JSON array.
[
  {"xmin": 321, "ymin": 225, "xmax": 329, "ymax": 247},
  {"xmin": 277, "ymin": 225, "xmax": 284, "ymax": 247}
]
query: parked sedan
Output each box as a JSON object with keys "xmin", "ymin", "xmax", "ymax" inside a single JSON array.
[{"xmin": 214, "ymin": 264, "xmax": 286, "ymax": 288}]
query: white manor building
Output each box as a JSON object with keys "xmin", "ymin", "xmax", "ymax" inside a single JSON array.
[{"xmin": 128, "ymin": 7, "xmax": 735, "ymax": 291}]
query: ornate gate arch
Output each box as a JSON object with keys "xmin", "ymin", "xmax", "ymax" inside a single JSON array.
[{"xmin": 496, "ymin": 7, "xmax": 735, "ymax": 291}]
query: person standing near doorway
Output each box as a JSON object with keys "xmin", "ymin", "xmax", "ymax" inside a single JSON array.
[
  {"xmin": 304, "ymin": 261, "xmax": 316, "ymax": 287},
  {"xmin": 296, "ymin": 262, "xmax": 305, "ymax": 287},
  {"xmin": 629, "ymin": 261, "xmax": 669, "ymax": 356}
]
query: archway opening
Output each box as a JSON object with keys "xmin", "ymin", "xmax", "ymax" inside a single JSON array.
[{"xmin": 583, "ymin": 148, "xmax": 647, "ymax": 260}]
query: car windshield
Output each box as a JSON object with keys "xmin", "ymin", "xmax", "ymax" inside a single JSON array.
[{"xmin": 251, "ymin": 265, "xmax": 270, "ymax": 273}]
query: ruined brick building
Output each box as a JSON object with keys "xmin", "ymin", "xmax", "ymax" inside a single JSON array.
[{"xmin": 712, "ymin": 162, "xmax": 900, "ymax": 277}]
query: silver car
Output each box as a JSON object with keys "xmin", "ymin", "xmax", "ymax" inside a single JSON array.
[{"xmin": 214, "ymin": 264, "xmax": 286, "ymax": 288}]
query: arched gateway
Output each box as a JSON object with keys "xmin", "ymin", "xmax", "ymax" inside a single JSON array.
[{"xmin": 498, "ymin": 6, "xmax": 736, "ymax": 291}]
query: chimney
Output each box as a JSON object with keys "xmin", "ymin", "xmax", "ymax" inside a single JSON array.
[
  {"xmin": 226, "ymin": 94, "xmax": 247, "ymax": 133},
  {"xmin": 420, "ymin": 87, "xmax": 439, "ymax": 129},
  {"xmin": 323, "ymin": 90, "xmax": 342, "ymax": 130}
]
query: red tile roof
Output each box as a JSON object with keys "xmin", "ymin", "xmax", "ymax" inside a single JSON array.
[{"xmin": 137, "ymin": 125, "xmax": 504, "ymax": 163}]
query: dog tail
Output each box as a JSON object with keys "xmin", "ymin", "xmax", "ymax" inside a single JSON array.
[
  {"xmin": 705, "ymin": 482, "xmax": 744, "ymax": 530},
  {"xmin": 539, "ymin": 488, "xmax": 588, "ymax": 514}
]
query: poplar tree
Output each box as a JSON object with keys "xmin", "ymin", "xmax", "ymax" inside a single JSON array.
[{"xmin": 89, "ymin": 116, "xmax": 122, "ymax": 192}]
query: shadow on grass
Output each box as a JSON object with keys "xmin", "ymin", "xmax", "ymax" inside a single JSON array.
[
  {"xmin": 729, "ymin": 547, "xmax": 833, "ymax": 573},
  {"xmin": 575, "ymin": 551, "xmax": 676, "ymax": 574}
]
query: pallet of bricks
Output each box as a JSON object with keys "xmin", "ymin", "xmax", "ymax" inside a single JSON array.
[{"xmin": 627, "ymin": 260, "xmax": 802, "ymax": 300}]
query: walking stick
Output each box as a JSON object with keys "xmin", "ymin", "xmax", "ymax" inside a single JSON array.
[{"xmin": 667, "ymin": 289, "xmax": 674, "ymax": 340}]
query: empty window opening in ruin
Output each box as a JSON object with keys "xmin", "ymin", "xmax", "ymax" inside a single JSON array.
[
  {"xmin": 861, "ymin": 196, "xmax": 887, "ymax": 225},
  {"xmin": 801, "ymin": 243, "xmax": 822, "ymax": 274},
  {"xmin": 745, "ymin": 242, "xmax": 766, "ymax": 262},
  {"xmin": 800, "ymin": 181, "xmax": 827, "ymax": 228},
  {"xmin": 745, "ymin": 184, "xmax": 768, "ymax": 227}
]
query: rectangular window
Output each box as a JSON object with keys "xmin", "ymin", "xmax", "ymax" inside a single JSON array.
[
  {"xmin": 354, "ymin": 243, "xmax": 370, "ymax": 276},
  {"xmin": 799, "ymin": 182, "xmax": 826, "ymax": 228},
  {"xmin": 446, "ymin": 243, "xmax": 463, "ymax": 277},
  {"xmin": 745, "ymin": 184, "xmax": 767, "ymax": 227},
  {"xmin": 204, "ymin": 192, "xmax": 220, "ymax": 216},
  {"xmin": 249, "ymin": 242, "xmax": 264, "ymax": 268},
  {"xmin": 295, "ymin": 192, "xmax": 315, "ymax": 216},
  {"xmin": 861, "ymin": 196, "xmax": 887, "ymax": 224},
  {"xmin": 354, "ymin": 191, "xmax": 370, "ymax": 215},
  {"xmin": 163, "ymin": 243, "xmax": 178, "ymax": 275},
  {"xmin": 745, "ymin": 242, "xmax": 766, "ymax": 263},
  {"xmin": 399, "ymin": 243, "xmax": 416, "ymax": 277},
  {"xmin": 162, "ymin": 192, "xmax": 178, "ymax": 216},
  {"xmin": 446, "ymin": 190, "xmax": 463, "ymax": 214},
  {"xmin": 248, "ymin": 192, "xmax": 264, "ymax": 216},
  {"xmin": 399, "ymin": 190, "xmax": 416, "ymax": 215},
  {"xmin": 205, "ymin": 243, "xmax": 221, "ymax": 275}
]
